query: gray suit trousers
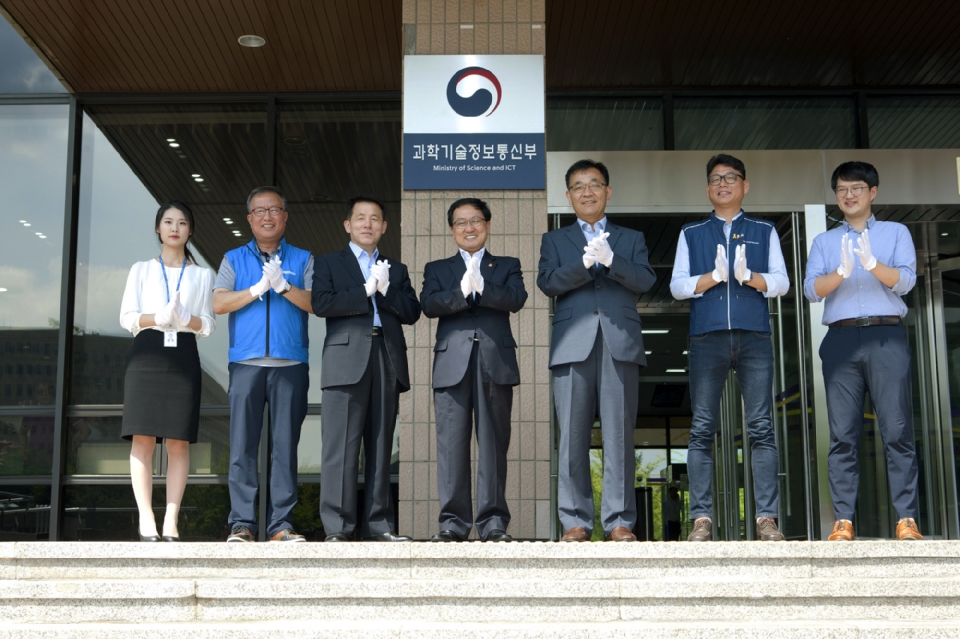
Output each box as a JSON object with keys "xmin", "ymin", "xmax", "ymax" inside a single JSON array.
[
  {"xmin": 434, "ymin": 342, "xmax": 512, "ymax": 539},
  {"xmin": 320, "ymin": 335, "xmax": 398, "ymax": 538},
  {"xmin": 553, "ymin": 330, "xmax": 639, "ymax": 534}
]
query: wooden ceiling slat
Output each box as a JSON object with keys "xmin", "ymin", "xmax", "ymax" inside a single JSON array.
[
  {"xmin": 97, "ymin": 0, "xmax": 175, "ymax": 92},
  {"xmin": 167, "ymin": 0, "xmax": 233, "ymax": 93},
  {"xmin": 283, "ymin": 0, "xmax": 324, "ymax": 91},
  {"xmin": 339, "ymin": 0, "xmax": 376, "ymax": 90},
  {"xmin": 130, "ymin": 0, "xmax": 203, "ymax": 92},
  {"xmin": 210, "ymin": 0, "xmax": 263, "ymax": 90}
]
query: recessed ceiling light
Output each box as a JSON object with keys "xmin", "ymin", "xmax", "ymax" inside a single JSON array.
[
  {"xmin": 0, "ymin": 288, "xmax": 7, "ymax": 292},
  {"xmin": 35, "ymin": 232, "xmax": 42, "ymax": 236},
  {"xmin": 194, "ymin": 178, "xmax": 204, "ymax": 182},
  {"xmin": 642, "ymin": 329, "xmax": 669, "ymax": 334},
  {"xmin": 23, "ymin": 223, "xmax": 31, "ymax": 227},
  {"xmin": 283, "ymin": 136, "xmax": 305, "ymax": 145},
  {"xmin": 223, "ymin": 217, "xmax": 232, "ymax": 221},
  {"xmin": 192, "ymin": 174, "xmax": 201, "ymax": 178},
  {"xmin": 666, "ymin": 368, "xmax": 686, "ymax": 373},
  {"xmin": 19, "ymin": 220, "xmax": 26, "ymax": 223},
  {"xmin": 169, "ymin": 142, "xmax": 180, "ymax": 148},
  {"xmin": 942, "ymin": 232, "xmax": 949, "ymax": 237},
  {"xmin": 225, "ymin": 221, "xmax": 233, "ymax": 225},
  {"xmin": 167, "ymin": 138, "xmax": 176, "ymax": 142},
  {"xmin": 682, "ymin": 350, "xmax": 689, "ymax": 355},
  {"xmin": 645, "ymin": 350, "xmax": 652, "ymax": 355},
  {"xmin": 238, "ymin": 34, "xmax": 266, "ymax": 47},
  {"xmin": 38, "ymin": 235, "xmax": 46, "ymax": 239}
]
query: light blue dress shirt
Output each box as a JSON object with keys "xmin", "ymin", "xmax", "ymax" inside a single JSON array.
[
  {"xmin": 350, "ymin": 241, "xmax": 381, "ymax": 327},
  {"xmin": 670, "ymin": 212, "xmax": 790, "ymax": 300},
  {"xmin": 803, "ymin": 215, "xmax": 916, "ymax": 325}
]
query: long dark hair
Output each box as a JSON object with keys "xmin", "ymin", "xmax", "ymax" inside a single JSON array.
[{"xmin": 155, "ymin": 201, "xmax": 197, "ymax": 265}]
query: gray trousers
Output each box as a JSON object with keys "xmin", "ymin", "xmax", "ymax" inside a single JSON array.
[
  {"xmin": 553, "ymin": 330, "xmax": 639, "ymax": 534},
  {"xmin": 434, "ymin": 342, "xmax": 512, "ymax": 539},
  {"xmin": 320, "ymin": 335, "xmax": 398, "ymax": 538}
]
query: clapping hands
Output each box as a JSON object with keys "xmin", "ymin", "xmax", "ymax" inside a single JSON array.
[
  {"xmin": 366, "ymin": 259, "xmax": 391, "ymax": 297},
  {"xmin": 460, "ymin": 255, "xmax": 485, "ymax": 297},
  {"xmin": 583, "ymin": 232, "xmax": 613, "ymax": 269}
]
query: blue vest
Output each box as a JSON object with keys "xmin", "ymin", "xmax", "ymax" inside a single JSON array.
[
  {"xmin": 682, "ymin": 214, "xmax": 773, "ymax": 336},
  {"xmin": 226, "ymin": 238, "xmax": 310, "ymax": 364}
]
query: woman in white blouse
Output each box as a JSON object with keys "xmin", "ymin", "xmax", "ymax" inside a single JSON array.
[{"xmin": 119, "ymin": 201, "xmax": 215, "ymax": 542}]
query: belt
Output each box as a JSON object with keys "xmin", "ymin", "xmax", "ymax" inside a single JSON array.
[
  {"xmin": 369, "ymin": 327, "xmax": 382, "ymax": 337},
  {"xmin": 829, "ymin": 316, "xmax": 901, "ymax": 328}
]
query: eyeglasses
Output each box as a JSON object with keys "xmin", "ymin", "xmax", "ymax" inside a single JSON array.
[
  {"xmin": 250, "ymin": 207, "xmax": 285, "ymax": 217},
  {"xmin": 568, "ymin": 182, "xmax": 607, "ymax": 195},
  {"xmin": 835, "ymin": 185, "xmax": 870, "ymax": 197},
  {"xmin": 452, "ymin": 216, "xmax": 487, "ymax": 230},
  {"xmin": 707, "ymin": 173, "xmax": 743, "ymax": 186}
]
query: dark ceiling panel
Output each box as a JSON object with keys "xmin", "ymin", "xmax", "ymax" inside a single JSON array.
[
  {"xmin": 545, "ymin": 0, "xmax": 960, "ymax": 90},
  {"xmin": 0, "ymin": 0, "xmax": 402, "ymax": 93}
]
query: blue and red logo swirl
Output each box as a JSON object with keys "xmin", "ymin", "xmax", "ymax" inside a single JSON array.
[{"xmin": 446, "ymin": 67, "xmax": 502, "ymax": 118}]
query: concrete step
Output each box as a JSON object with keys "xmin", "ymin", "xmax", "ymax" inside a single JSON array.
[{"xmin": 2, "ymin": 620, "xmax": 960, "ymax": 639}]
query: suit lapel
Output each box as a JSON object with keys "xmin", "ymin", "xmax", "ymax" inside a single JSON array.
[
  {"xmin": 447, "ymin": 253, "xmax": 467, "ymax": 281},
  {"xmin": 480, "ymin": 251, "xmax": 499, "ymax": 280},
  {"xmin": 563, "ymin": 223, "xmax": 587, "ymax": 255},
  {"xmin": 605, "ymin": 223, "xmax": 623, "ymax": 253},
  {"xmin": 340, "ymin": 246, "xmax": 366, "ymax": 286}
]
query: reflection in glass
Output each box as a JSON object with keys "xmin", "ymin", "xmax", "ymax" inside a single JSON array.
[
  {"xmin": 0, "ymin": 484, "xmax": 52, "ymax": 540},
  {"xmin": 868, "ymin": 97, "xmax": 960, "ymax": 148},
  {"xmin": 71, "ymin": 105, "xmax": 268, "ymax": 405},
  {"xmin": 0, "ymin": 16, "xmax": 66, "ymax": 93},
  {"xmin": 0, "ymin": 413, "xmax": 54, "ymax": 475},
  {"xmin": 0, "ymin": 105, "xmax": 68, "ymax": 406},
  {"xmin": 546, "ymin": 99, "xmax": 664, "ymax": 151},
  {"xmin": 674, "ymin": 97, "xmax": 856, "ymax": 150}
]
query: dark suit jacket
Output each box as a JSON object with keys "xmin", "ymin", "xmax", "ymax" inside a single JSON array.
[
  {"xmin": 312, "ymin": 246, "xmax": 421, "ymax": 391},
  {"xmin": 537, "ymin": 222, "xmax": 656, "ymax": 368},
  {"xmin": 420, "ymin": 251, "xmax": 527, "ymax": 389}
]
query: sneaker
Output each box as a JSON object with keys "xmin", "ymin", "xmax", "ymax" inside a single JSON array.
[
  {"xmin": 269, "ymin": 529, "xmax": 306, "ymax": 542},
  {"xmin": 896, "ymin": 518, "xmax": 923, "ymax": 541},
  {"xmin": 687, "ymin": 517, "xmax": 712, "ymax": 542},
  {"xmin": 827, "ymin": 519, "xmax": 855, "ymax": 541},
  {"xmin": 226, "ymin": 526, "xmax": 255, "ymax": 542},
  {"xmin": 756, "ymin": 517, "xmax": 785, "ymax": 541}
]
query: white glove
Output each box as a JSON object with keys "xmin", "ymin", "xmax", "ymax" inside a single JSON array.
[
  {"xmin": 582, "ymin": 250, "xmax": 597, "ymax": 269},
  {"xmin": 853, "ymin": 229, "xmax": 878, "ymax": 271},
  {"xmin": 171, "ymin": 291, "xmax": 191, "ymax": 327},
  {"xmin": 837, "ymin": 235, "xmax": 855, "ymax": 278},
  {"xmin": 364, "ymin": 274, "xmax": 378, "ymax": 297},
  {"xmin": 734, "ymin": 244, "xmax": 752, "ymax": 285},
  {"xmin": 264, "ymin": 255, "xmax": 287, "ymax": 294},
  {"xmin": 373, "ymin": 259, "xmax": 391, "ymax": 296},
  {"xmin": 249, "ymin": 272, "xmax": 271, "ymax": 299},
  {"xmin": 460, "ymin": 269, "xmax": 473, "ymax": 298},
  {"xmin": 585, "ymin": 232, "xmax": 613, "ymax": 267},
  {"xmin": 468, "ymin": 256, "xmax": 484, "ymax": 294},
  {"xmin": 711, "ymin": 244, "xmax": 728, "ymax": 283},
  {"xmin": 153, "ymin": 299, "xmax": 176, "ymax": 327}
]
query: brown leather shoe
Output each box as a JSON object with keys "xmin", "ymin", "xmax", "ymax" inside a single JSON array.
[
  {"xmin": 561, "ymin": 526, "xmax": 590, "ymax": 542},
  {"xmin": 686, "ymin": 517, "xmax": 712, "ymax": 542},
  {"xmin": 606, "ymin": 526, "xmax": 637, "ymax": 542},
  {"xmin": 896, "ymin": 518, "xmax": 923, "ymax": 541},
  {"xmin": 756, "ymin": 517, "xmax": 785, "ymax": 541},
  {"xmin": 827, "ymin": 519, "xmax": 855, "ymax": 541}
]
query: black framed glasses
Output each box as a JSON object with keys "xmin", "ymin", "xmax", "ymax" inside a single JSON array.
[{"xmin": 707, "ymin": 173, "xmax": 743, "ymax": 186}]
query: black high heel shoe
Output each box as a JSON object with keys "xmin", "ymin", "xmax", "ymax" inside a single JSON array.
[
  {"xmin": 161, "ymin": 535, "xmax": 180, "ymax": 542},
  {"xmin": 139, "ymin": 533, "xmax": 161, "ymax": 542}
]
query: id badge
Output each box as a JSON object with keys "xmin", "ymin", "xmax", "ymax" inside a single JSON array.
[{"xmin": 164, "ymin": 330, "xmax": 178, "ymax": 348}]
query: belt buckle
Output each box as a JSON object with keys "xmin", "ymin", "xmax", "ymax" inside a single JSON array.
[{"xmin": 855, "ymin": 317, "xmax": 872, "ymax": 327}]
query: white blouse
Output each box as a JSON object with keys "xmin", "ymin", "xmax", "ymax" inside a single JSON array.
[{"xmin": 119, "ymin": 259, "xmax": 216, "ymax": 337}]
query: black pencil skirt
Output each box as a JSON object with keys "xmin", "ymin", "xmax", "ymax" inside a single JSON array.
[{"xmin": 121, "ymin": 329, "xmax": 201, "ymax": 443}]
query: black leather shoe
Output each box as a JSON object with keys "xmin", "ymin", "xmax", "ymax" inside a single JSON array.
[
  {"xmin": 139, "ymin": 533, "xmax": 161, "ymax": 542},
  {"xmin": 363, "ymin": 532, "xmax": 413, "ymax": 542},
  {"xmin": 485, "ymin": 529, "xmax": 512, "ymax": 542},
  {"xmin": 324, "ymin": 532, "xmax": 349, "ymax": 542},
  {"xmin": 161, "ymin": 535, "xmax": 180, "ymax": 542},
  {"xmin": 430, "ymin": 530, "xmax": 464, "ymax": 542}
]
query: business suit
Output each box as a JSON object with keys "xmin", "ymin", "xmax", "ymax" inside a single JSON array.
[
  {"xmin": 537, "ymin": 221, "xmax": 656, "ymax": 535},
  {"xmin": 312, "ymin": 246, "xmax": 421, "ymax": 537},
  {"xmin": 421, "ymin": 250, "xmax": 527, "ymax": 539}
]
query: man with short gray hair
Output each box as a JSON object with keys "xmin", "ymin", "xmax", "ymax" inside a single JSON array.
[{"xmin": 213, "ymin": 186, "xmax": 314, "ymax": 543}]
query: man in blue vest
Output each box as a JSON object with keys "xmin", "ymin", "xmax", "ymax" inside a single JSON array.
[
  {"xmin": 670, "ymin": 154, "xmax": 790, "ymax": 542},
  {"xmin": 213, "ymin": 186, "xmax": 314, "ymax": 543}
]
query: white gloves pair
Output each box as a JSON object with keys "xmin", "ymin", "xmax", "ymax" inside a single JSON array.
[
  {"xmin": 250, "ymin": 255, "xmax": 290, "ymax": 299},
  {"xmin": 364, "ymin": 259, "xmax": 391, "ymax": 297},
  {"xmin": 711, "ymin": 244, "xmax": 753, "ymax": 286},
  {"xmin": 836, "ymin": 230, "xmax": 877, "ymax": 279},
  {"xmin": 583, "ymin": 232, "xmax": 614, "ymax": 269},
  {"xmin": 154, "ymin": 290, "xmax": 191, "ymax": 328},
  {"xmin": 460, "ymin": 254, "xmax": 486, "ymax": 298}
]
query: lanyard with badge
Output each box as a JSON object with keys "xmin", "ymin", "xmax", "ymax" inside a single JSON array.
[{"xmin": 159, "ymin": 254, "xmax": 187, "ymax": 347}]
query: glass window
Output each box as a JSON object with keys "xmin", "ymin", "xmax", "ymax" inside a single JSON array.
[
  {"xmin": 674, "ymin": 97, "xmax": 856, "ymax": 150},
  {"xmin": 0, "ymin": 412, "xmax": 54, "ymax": 475},
  {"xmin": 868, "ymin": 97, "xmax": 960, "ymax": 148},
  {"xmin": 0, "ymin": 16, "xmax": 66, "ymax": 93},
  {"xmin": 0, "ymin": 484, "xmax": 51, "ymax": 540},
  {"xmin": 546, "ymin": 98, "xmax": 664, "ymax": 151},
  {"xmin": 0, "ymin": 105, "xmax": 69, "ymax": 406},
  {"xmin": 70, "ymin": 104, "xmax": 268, "ymax": 405}
]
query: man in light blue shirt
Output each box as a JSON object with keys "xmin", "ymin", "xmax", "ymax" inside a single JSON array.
[{"xmin": 804, "ymin": 161, "xmax": 922, "ymax": 542}]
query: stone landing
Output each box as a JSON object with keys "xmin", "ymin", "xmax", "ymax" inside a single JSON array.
[{"xmin": 1, "ymin": 541, "xmax": 959, "ymax": 637}]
